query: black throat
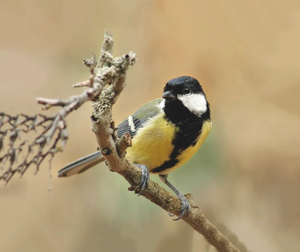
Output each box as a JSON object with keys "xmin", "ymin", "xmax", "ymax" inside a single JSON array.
[
  {"xmin": 164, "ymin": 99, "xmax": 210, "ymax": 124},
  {"xmin": 163, "ymin": 98, "xmax": 210, "ymax": 149},
  {"xmin": 164, "ymin": 99, "xmax": 203, "ymax": 124}
]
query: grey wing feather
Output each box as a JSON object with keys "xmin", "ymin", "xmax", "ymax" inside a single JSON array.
[
  {"xmin": 117, "ymin": 116, "xmax": 142, "ymax": 138},
  {"xmin": 117, "ymin": 98, "xmax": 163, "ymax": 139}
]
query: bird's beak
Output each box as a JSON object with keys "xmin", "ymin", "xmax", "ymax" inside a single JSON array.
[{"xmin": 162, "ymin": 91, "xmax": 176, "ymax": 101}]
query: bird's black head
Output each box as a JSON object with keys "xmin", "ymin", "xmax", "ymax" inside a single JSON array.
[
  {"xmin": 163, "ymin": 76, "xmax": 204, "ymax": 98},
  {"xmin": 161, "ymin": 76, "xmax": 210, "ymax": 123}
]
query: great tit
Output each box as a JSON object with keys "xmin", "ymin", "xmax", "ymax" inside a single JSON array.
[{"xmin": 58, "ymin": 76, "xmax": 212, "ymax": 220}]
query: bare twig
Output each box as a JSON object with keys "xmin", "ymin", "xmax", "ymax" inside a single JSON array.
[{"xmin": 0, "ymin": 113, "xmax": 64, "ymax": 183}]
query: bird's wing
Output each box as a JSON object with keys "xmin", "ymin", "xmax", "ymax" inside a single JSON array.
[
  {"xmin": 117, "ymin": 98, "xmax": 163, "ymax": 139},
  {"xmin": 57, "ymin": 98, "xmax": 163, "ymax": 178}
]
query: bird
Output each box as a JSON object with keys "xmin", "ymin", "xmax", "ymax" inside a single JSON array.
[{"xmin": 58, "ymin": 76, "xmax": 212, "ymax": 220}]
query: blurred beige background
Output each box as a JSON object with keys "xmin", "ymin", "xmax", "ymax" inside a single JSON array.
[{"xmin": 1, "ymin": 1, "xmax": 300, "ymax": 252}]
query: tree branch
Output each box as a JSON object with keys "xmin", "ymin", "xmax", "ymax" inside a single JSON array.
[
  {"xmin": 0, "ymin": 30, "xmax": 243, "ymax": 252},
  {"xmin": 90, "ymin": 32, "xmax": 241, "ymax": 252}
]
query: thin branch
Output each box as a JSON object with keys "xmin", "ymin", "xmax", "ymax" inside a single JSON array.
[{"xmin": 0, "ymin": 113, "xmax": 61, "ymax": 183}]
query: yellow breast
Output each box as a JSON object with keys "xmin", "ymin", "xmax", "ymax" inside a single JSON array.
[
  {"xmin": 126, "ymin": 115, "xmax": 212, "ymax": 175},
  {"xmin": 126, "ymin": 113, "xmax": 176, "ymax": 169}
]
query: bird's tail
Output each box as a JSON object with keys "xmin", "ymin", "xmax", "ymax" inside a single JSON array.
[{"xmin": 57, "ymin": 151, "xmax": 105, "ymax": 177}]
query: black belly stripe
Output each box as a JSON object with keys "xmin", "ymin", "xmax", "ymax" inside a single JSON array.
[{"xmin": 151, "ymin": 116, "xmax": 204, "ymax": 174}]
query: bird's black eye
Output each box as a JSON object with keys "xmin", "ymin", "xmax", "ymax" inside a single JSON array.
[{"xmin": 182, "ymin": 88, "xmax": 190, "ymax": 94}]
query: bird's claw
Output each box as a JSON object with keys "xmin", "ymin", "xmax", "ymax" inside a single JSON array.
[
  {"xmin": 170, "ymin": 194, "xmax": 191, "ymax": 221},
  {"xmin": 135, "ymin": 164, "xmax": 149, "ymax": 195}
]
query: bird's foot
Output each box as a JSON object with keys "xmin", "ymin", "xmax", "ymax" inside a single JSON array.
[
  {"xmin": 169, "ymin": 193, "xmax": 191, "ymax": 221},
  {"xmin": 134, "ymin": 164, "xmax": 149, "ymax": 195}
]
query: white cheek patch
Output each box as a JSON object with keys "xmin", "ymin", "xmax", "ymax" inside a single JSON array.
[{"xmin": 178, "ymin": 93, "xmax": 207, "ymax": 117}]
